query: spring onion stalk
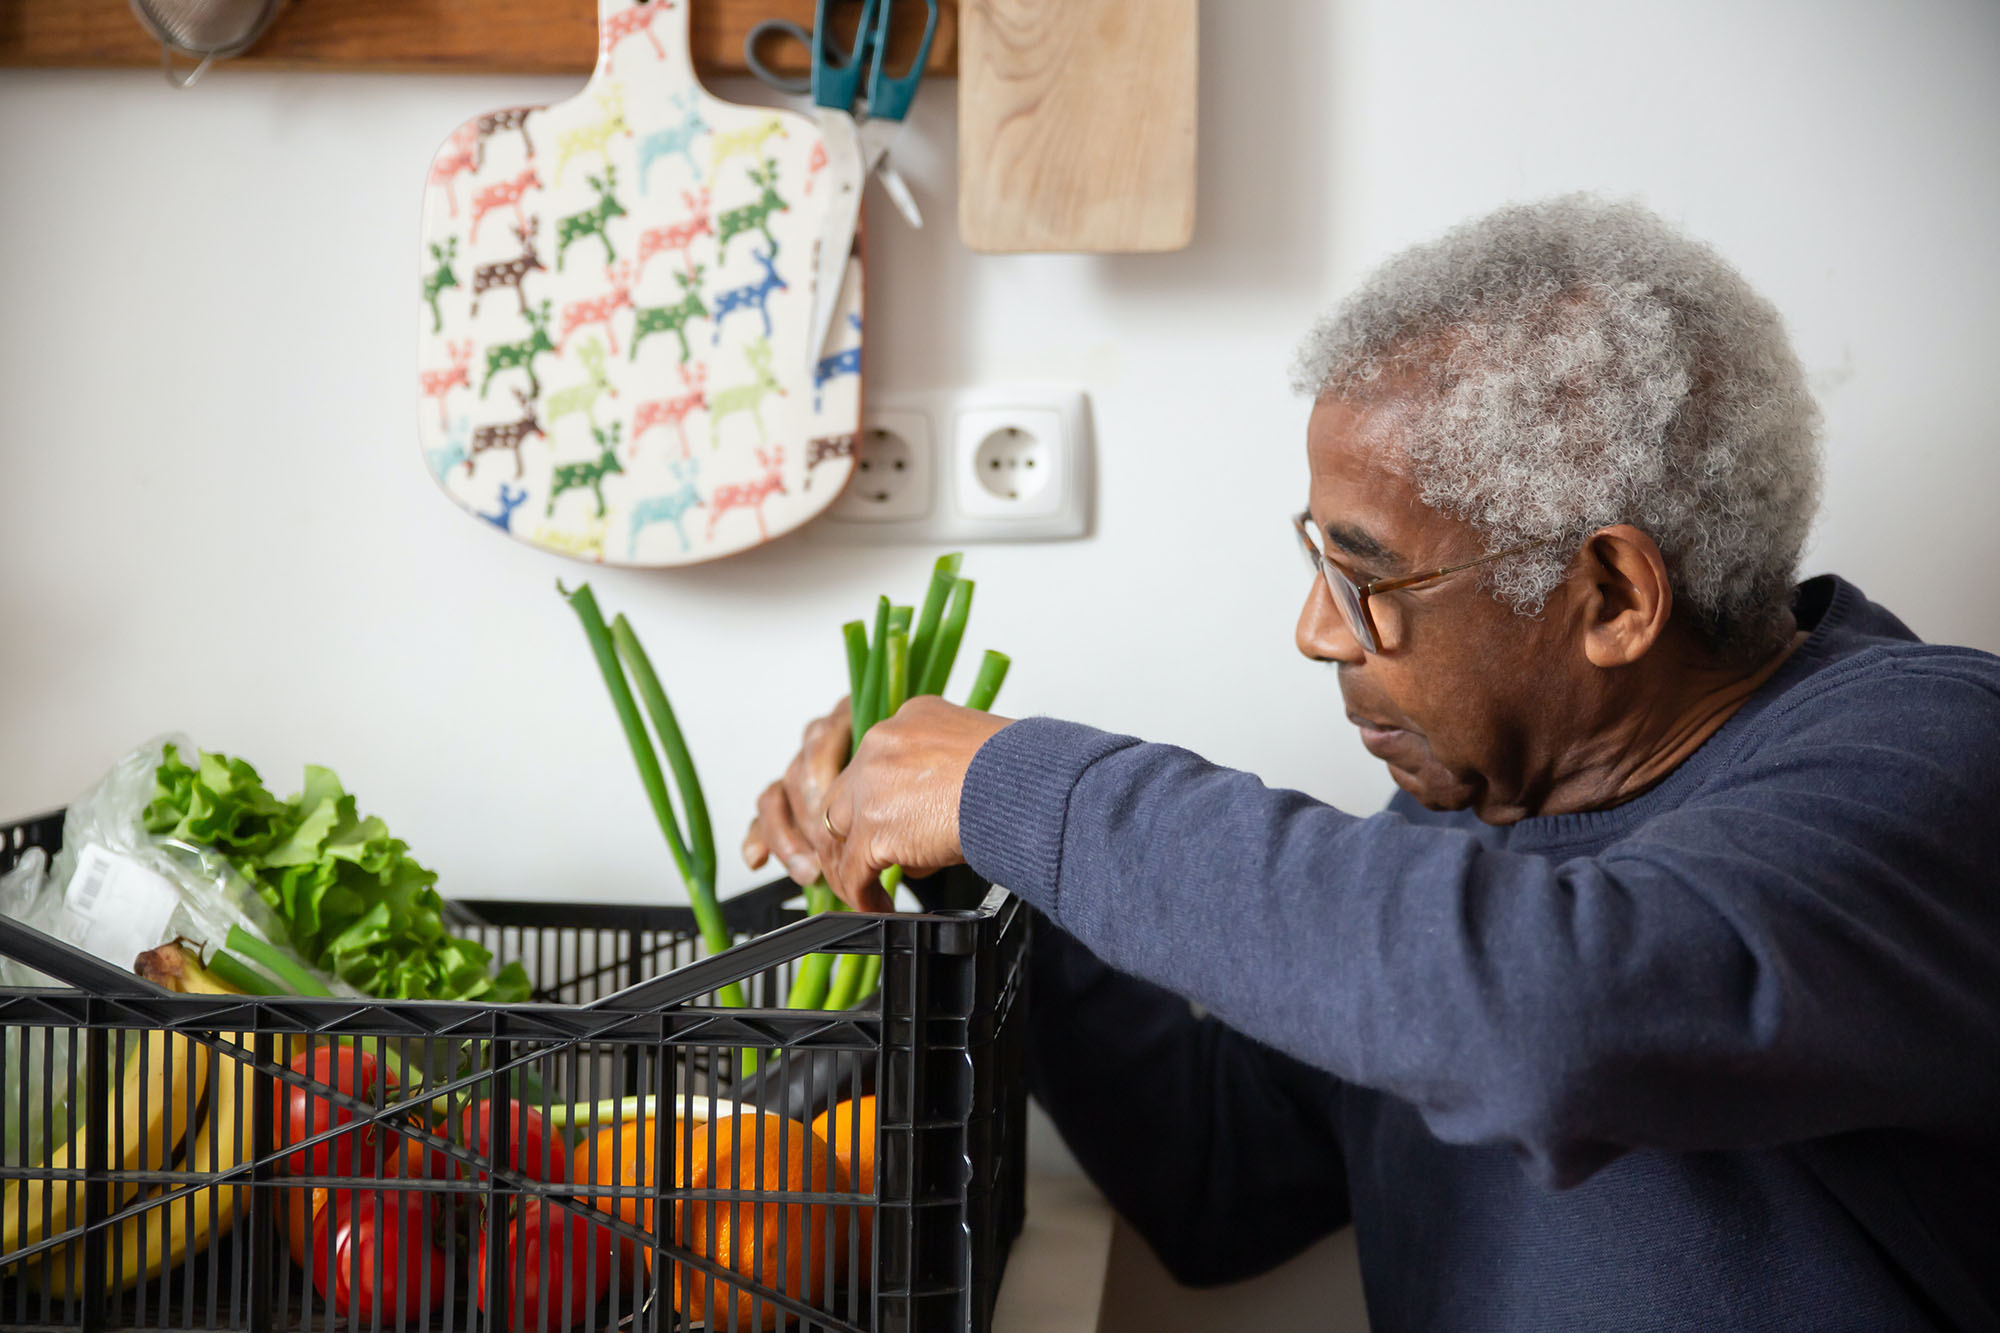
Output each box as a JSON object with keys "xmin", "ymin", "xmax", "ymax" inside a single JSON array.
[
  {"xmin": 787, "ymin": 619, "xmax": 869, "ymax": 994},
  {"xmin": 802, "ymin": 613, "xmax": 870, "ymax": 920},
  {"xmin": 850, "ymin": 596, "xmax": 893, "ymax": 751},
  {"xmin": 822, "ymin": 951, "xmax": 866, "ymax": 1012},
  {"xmin": 208, "ymin": 950, "xmax": 284, "ymax": 996},
  {"xmin": 795, "ymin": 598, "xmax": 894, "ymax": 1010},
  {"xmin": 793, "ymin": 597, "xmax": 895, "ymax": 1008},
  {"xmin": 615, "ymin": 616, "xmax": 747, "ymax": 1010},
  {"xmin": 614, "ymin": 614, "xmax": 717, "ymax": 888},
  {"xmin": 794, "ymin": 559, "xmax": 1009, "ymax": 1011},
  {"xmin": 789, "ymin": 880, "xmax": 841, "ymax": 1008},
  {"xmin": 888, "ymin": 628, "xmax": 912, "ymax": 713},
  {"xmin": 866, "ymin": 629, "xmax": 918, "ymax": 899},
  {"xmin": 563, "ymin": 583, "xmax": 695, "ymax": 885},
  {"xmin": 544, "ymin": 1094, "xmax": 660, "ymax": 1131},
  {"xmin": 787, "ymin": 935, "xmax": 836, "ymax": 1009},
  {"xmin": 907, "ymin": 554, "xmax": 964, "ymax": 684},
  {"xmin": 563, "ymin": 583, "xmax": 745, "ymax": 1010},
  {"xmin": 963, "ymin": 650, "xmax": 1012, "ymax": 712},
  {"xmin": 854, "ymin": 953, "xmax": 883, "ymax": 1003},
  {"xmin": 857, "ymin": 650, "xmax": 1011, "ymax": 1004},
  {"xmin": 848, "ymin": 612, "xmax": 872, "ymax": 728},
  {"xmin": 916, "ymin": 578, "xmax": 974, "ymax": 697},
  {"xmin": 225, "ymin": 925, "xmax": 333, "ymax": 998},
  {"xmin": 825, "ymin": 626, "xmax": 913, "ymax": 1010}
]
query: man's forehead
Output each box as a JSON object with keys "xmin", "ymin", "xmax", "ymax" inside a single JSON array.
[{"xmin": 1305, "ymin": 395, "xmax": 1442, "ymax": 560}]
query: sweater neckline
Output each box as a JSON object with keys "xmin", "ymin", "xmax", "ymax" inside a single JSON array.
[{"xmin": 1498, "ymin": 575, "xmax": 1860, "ymax": 852}]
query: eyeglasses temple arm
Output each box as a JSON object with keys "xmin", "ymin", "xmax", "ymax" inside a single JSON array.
[{"xmin": 1364, "ymin": 538, "xmax": 1556, "ymax": 595}]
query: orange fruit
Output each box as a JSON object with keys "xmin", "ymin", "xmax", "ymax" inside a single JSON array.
[
  {"xmin": 280, "ymin": 1184, "xmax": 328, "ymax": 1270},
  {"xmin": 657, "ymin": 1111, "xmax": 848, "ymax": 1331},
  {"xmin": 810, "ymin": 1096, "xmax": 877, "ymax": 1280},
  {"xmin": 574, "ymin": 1116, "xmax": 677, "ymax": 1271}
]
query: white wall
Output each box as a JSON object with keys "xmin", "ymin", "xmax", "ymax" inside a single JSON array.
[
  {"xmin": 4, "ymin": 0, "xmax": 1997, "ymax": 918},
  {"xmin": 3, "ymin": 2, "xmax": 1995, "ymax": 1325}
]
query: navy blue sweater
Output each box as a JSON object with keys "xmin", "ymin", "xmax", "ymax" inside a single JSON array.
[{"xmin": 960, "ymin": 576, "xmax": 2000, "ymax": 1331}]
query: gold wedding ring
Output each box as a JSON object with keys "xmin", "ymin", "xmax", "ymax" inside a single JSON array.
[{"xmin": 823, "ymin": 807, "xmax": 837, "ymax": 837}]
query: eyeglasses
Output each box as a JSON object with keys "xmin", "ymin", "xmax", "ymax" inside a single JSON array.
[{"xmin": 1291, "ymin": 510, "xmax": 1555, "ymax": 654}]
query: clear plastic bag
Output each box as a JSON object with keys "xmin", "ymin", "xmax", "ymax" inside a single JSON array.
[
  {"xmin": 0, "ymin": 847, "xmax": 72, "ymax": 1167},
  {"xmin": 1, "ymin": 738, "xmax": 360, "ymax": 1169},
  {"xmin": 0, "ymin": 846, "xmax": 59, "ymax": 988},
  {"xmin": 39, "ymin": 734, "xmax": 351, "ymax": 993}
]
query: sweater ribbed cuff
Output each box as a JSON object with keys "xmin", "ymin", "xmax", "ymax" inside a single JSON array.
[{"xmin": 958, "ymin": 716, "xmax": 1141, "ymax": 920}]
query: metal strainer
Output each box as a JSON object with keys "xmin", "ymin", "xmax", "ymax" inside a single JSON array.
[{"xmin": 129, "ymin": 0, "xmax": 288, "ymax": 89}]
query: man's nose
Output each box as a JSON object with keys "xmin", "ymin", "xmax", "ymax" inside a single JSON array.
[{"xmin": 1297, "ymin": 575, "xmax": 1366, "ymax": 664}]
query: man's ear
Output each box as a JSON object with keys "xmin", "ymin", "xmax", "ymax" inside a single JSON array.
[{"xmin": 1574, "ymin": 524, "xmax": 1673, "ymax": 668}]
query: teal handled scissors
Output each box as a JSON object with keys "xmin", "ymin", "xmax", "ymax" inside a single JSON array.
[{"xmin": 745, "ymin": 0, "xmax": 939, "ymax": 360}]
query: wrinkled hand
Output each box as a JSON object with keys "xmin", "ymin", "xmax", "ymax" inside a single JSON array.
[
  {"xmin": 819, "ymin": 697, "xmax": 1012, "ymax": 909},
  {"xmin": 743, "ymin": 696, "xmax": 852, "ymax": 890},
  {"xmin": 742, "ymin": 696, "xmax": 1011, "ymax": 912}
]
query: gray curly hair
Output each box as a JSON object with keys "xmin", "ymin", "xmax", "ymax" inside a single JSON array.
[{"xmin": 1291, "ymin": 194, "xmax": 1822, "ymax": 660}]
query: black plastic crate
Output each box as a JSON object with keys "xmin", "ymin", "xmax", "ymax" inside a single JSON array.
[{"xmin": 0, "ymin": 810, "xmax": 1030, "ymax": 1333}]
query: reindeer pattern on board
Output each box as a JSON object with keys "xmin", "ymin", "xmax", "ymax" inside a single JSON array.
[{"xmin": 415, "ymin": 0, "xmax": 863, "ymax": 567}]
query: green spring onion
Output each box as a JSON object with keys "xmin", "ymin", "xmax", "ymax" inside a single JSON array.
[
  {"xmin": 563, "ymin": 583, "xmax": 694, "ymax": 884},
  {"xmin": 857, "ymin": 648, "xmax": 1012, "ymax": 1004},
  {"xmin": 796, "ymin": 596, "xmax": 897, "ymax": 1008},
  {"xmin": 787, "ymin": 930, "xmax": 836, "ymax": 1009},
  {"xmin": 854, "ymin": 952, "xmax": 883, "ymax": 1004},
  {"xmin": 225, "ymin": 925, "xmax": 333, "ymax": 998},
  {"xmin": 964, "ymin": 650, "xmax": 1012, "ymax": 712},
  {"xmin": 908, "ymin": 554, "xmax": 964, "ymax": 683},
  {"xmin": 563, "ymin": 582, "xmax": 745, "ymax": 1010},
  {"xmin": 885, "ymin": 628, "xmax": 911, "ymax": 719},
  {"xmin": 842, "ymin": 619, "xmax": 869, "ymax": 711},
  {"xmin": 825, "ymin": 626, "xmax": 914, "ymax": 1010},
  {"xmin": 207, "ymin": 950, "xmax": 284, "ymax": 996},
  {"xmin": 543, "ymin": 1095, "xmax": 663, "ymax": 1131},
  {"xmin": 612, "ymin": 614, "xmax": 735, "ymax": 989},
  {"xmin": 793, "ymin": 558, "xmax": 1012, "ymax": 1011},
  {"xmin": 917, "ymin": 578, "xmax": 974, "ymax": 697},
  {"xmin": 851, "ymin": 596, "xmax": 893, "ymax": 751}
]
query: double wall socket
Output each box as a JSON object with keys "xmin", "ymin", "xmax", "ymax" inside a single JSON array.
[{"xmin": 814, "ymin": 386, "xmax": 1092, "ymax": 543}]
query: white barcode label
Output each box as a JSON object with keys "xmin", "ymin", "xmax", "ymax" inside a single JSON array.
[{"xmin": 57, "ymin": 845, "xmax": 181, "ymax": 973}]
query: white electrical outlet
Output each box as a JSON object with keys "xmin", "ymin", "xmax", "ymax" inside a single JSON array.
[
  {"xmin": 954, "ymin": 408, "xmax": 1065, "ymax": 518},
  {"xmin": 827, "ymin": 410, "xmax": 933, "ymax": 522},
  {"xmin": 813, "ymin": 386, "xmax": 1091, "ymax": 544}
]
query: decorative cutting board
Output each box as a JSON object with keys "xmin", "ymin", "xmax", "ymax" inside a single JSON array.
[
  {"xmin": 958, "ymin": 0, "xmax": 1196, "ymax": 253},
  {"xmin": 417, "ymin": 0, "xmax": 863, "ymax": 566}
]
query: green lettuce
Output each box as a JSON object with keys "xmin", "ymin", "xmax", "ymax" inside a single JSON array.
[{"xmin": 143, "ymin": 744, "xmax": 530, "ymax": 1003}]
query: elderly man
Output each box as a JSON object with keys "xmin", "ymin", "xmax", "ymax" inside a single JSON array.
[{"xmin": 744, "ymin": 197, "xmax": 2000, "ymax": 1330}]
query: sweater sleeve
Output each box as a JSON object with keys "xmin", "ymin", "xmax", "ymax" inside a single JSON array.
[
  {"xmin": 1025, "ymin": 914, "xmax": 1349, "ymax": 1285},
  {"xmin": 960, "ymin": 654, "xmax": 2000, "ymax": 1187}
]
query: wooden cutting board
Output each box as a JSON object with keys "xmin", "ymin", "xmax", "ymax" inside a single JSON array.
[
  {"xmin": 416, "ymin": 0, "xmax": 864, "ymax": 566},
  {"xmin": 957, "ymin": 0, "xmax": 1197, "ymax": 254}
]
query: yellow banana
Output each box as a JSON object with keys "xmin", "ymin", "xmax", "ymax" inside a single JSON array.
[
  {"xmin": 27, "ymin": 942, "xmax": 304, "ymax": 1297},
  {"xmin": 135, "ymin": 941, "xmax": 241, "ymax": 999},
  {"xmin": 0, "ymin": 1026, "xmax": 211, "ymax": 1268},
  {"xmin": 34, "ymin": 1028, "xmax": 264, "ymax": 1298}
]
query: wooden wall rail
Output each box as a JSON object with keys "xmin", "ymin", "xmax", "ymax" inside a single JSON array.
[{"xmin": 0, "ymin": 0, "xmax": 958, "ymax": 78}]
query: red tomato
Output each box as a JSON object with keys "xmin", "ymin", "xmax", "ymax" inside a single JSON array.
[
  {"xmin": 477, "ymin": 1197, "xmax": 615, "ymax": 1330},
  {"xmin": 275, "ymin": 1044, "xmax": 397, "ymax": 1178},
  {"xmin": 309, "ymin": 1187, "xmax": 446, "ymax": 1324},
  {"xmin": 437, "ymin": 1100, "xmax": 570, "ymax": 1186}
]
